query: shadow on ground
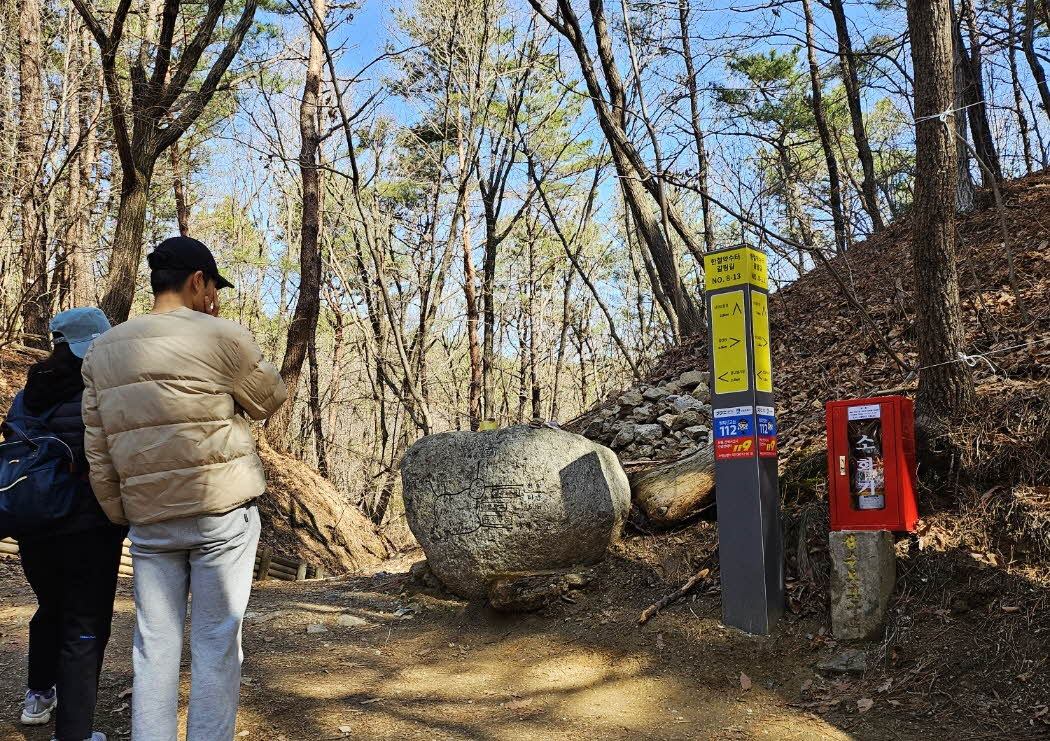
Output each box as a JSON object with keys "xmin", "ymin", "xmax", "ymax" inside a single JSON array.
[{"xmin": 1, "ymin": 540, "xmax": 1047, "ymax": 741}]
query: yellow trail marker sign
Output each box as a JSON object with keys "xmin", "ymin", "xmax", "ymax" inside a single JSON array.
[
  {"xmin": 704, "ymin": 247, "xmax": 769, "ymax": 292},
  {"xmin": 751, "ymin": 291, "xmax": 772, "ymax": 392},
  {"xmin": 711, "ymin": 290, "xmax": 749, "ymax": 394}
]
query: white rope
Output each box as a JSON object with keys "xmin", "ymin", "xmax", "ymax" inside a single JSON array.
[
  {"xmin": 957, "ymin": 350, "xmax": 999, "ymax": 375},
  {"xmin": 914, "ymin": 336, "xmax": 1050, "ymax": 372},
  {"xmin": 914, "ymin": 100, "xmax": 986, "ymax": 124}
]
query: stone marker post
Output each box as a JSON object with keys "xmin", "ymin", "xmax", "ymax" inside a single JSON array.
[{"xmin": 829, "ymin": 530, "xmax": 896, "ymax": 640}]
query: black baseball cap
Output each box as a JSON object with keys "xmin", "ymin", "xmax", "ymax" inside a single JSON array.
[{"xmin": 147, "ymin": 236, "xmax": 235, "ymax": 290}]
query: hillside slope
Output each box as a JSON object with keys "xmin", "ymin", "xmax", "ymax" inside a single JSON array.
[
  {"xmin": 574, "ymin": 171, "xmax": 1049, "ymax": 511},
  {"xmin": 653, "ymin": 173, "xmax": 1048, "ymax": 467}
]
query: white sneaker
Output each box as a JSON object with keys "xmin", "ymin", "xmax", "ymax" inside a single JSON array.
[{"xmin": 20, "ymin": 687, "xmax": 57, "ymax": 725}]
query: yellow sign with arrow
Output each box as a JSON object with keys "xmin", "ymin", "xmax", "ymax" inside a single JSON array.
[
  {"xmin": 711, "ymin": 290, "xmax": 749, "ymax": 394},
  {"xmin": 751, "ymin": 291, "xmax": 772, "ymax": 392}
]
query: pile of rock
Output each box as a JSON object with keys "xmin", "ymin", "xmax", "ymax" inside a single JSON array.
[{"xmin": 579, "ymin": 370, "xmax": 712, "ymax": 461}]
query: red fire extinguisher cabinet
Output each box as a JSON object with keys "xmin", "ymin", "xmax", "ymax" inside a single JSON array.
[{"xmin": 825, "ymin": 396, "xmax": 919, "ymax": 532}]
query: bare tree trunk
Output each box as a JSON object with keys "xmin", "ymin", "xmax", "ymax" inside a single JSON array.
[
  {"xmin": 17, "ymin": 0, "xmax": 49, "ymax": 347},
  {"xmin": 0, "ymin": 60, "xmax": 16, "ymax": 326},
  {"xmin": 461, "ymin": 198, "xmax": 483, "ymax": 430},
  {"xmin": 955, "ymin": 0, "xmax": 1001, "ymax": 186},
  {"xmin": 527, "ymin": 237, "xmax": 540, "ymax": 420},
  {"xmin": 101, "ymin": 159, "xmax": 153, "ymax": 322},
  {"xmin": 308, "ymin": 334, "xmax": 328, "ymax": 477},
  {"xmin": 266, "ymin": 0, "xmax": 326, "ymax": 449},
  {"xmin": 482, "ymin": 212, "xmax": 497, "ymax": 422},
  {"xmin": 549, "ymin": 270, "xmax": 572, "ymax": 422},
  {"xmin": 528, "ymin": 0, "xmax": 703, "ymax": 335},
  {"xmin": 802, "ymin": 0, "xmax": 847, "ymax": 255},
  {"xmin": 677, "ymin": 0, "xmax": 715, "ymax": 251},
  {"xmin": 1008, "ymin": 0, "xmax": 1035, "ymax": 174},
  {"xmin": 908, "ymin": 0, "xmax": 975, "ymax": 418},
  {"xmin": 61, "ymin": 29, "xmax": 85, "ymax": 313},
  {"xmin": 952, "ymin": 35, "xmax": 977, "ymax": 214},
  {"xmin": 516, "ymin": 300, "xmax": 527, "ymax": 424},
  {"xmin": 60, "ymin": 26, "xmax": 101, "ymax": 309},
  {"xmin": 827, "ymin": 0, "xmax": 885, "ymax": 232},
  {"xmin": 1022, "ymin": 0, "xmax": 1050, "ymax": 118},
  {"xmin": 171, "ymin": 141, "xmax": 190, "ymax": 235},
  {"xmin": 77, "ymin": 29, "xmax": 102, "ymax": 306}
]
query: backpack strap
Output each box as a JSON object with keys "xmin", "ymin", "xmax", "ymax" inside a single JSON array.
[
  {"xmin": 3, "ymin": 393, "xmax": 34, "ymax": 446},
  {"xmin": 3, "ymin": 392, "xmax": 67, "ymax": 446}
]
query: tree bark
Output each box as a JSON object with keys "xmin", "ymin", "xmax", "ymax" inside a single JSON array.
[
  {"xmin": 481, "ymin": 207, "xmax": 498, "ymax": 422},
  {"xmin": 907, "ymin": 0, "xmax": 975, "ymax": 418},
  {"xmin": 101, "ymin": 154, "xmax": 153, "ymax": 322},
  {"xmin": 75, "ymin": 27, "xmax": 102, "ymax": 307},
  {"xmin": 60, "ymin": 27, "xmax": 85, "ymax": 313},
  {"xmin": 527, "ymin": 236, "xmax": 541, "ymax": 421},
  {"xmin": 827, "ymin": 0, "xmax": 885, "ymax": 232},
  {"xmin": 629, "ymin": 445, "xmax": 715, "ymax": 527},
  {"xmin": 17, "ymin": 0, "xmax": 49, "ymax": 347},
  {"xmin": 266, "ymin": 0, "xmax": 326, "ymax": 449},
  {"xmin": 802, "ymin": 0, "xmax": 848, "ymax": 255}
]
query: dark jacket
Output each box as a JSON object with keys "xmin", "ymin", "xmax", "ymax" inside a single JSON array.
[{"xmin": 3, "ymin": 349, "xmax": 120, "ymax": 541}]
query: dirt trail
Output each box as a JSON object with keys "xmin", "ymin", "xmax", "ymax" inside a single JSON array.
[
  {"xmin": 0, "ymin": 560, "xmax": 848, "ymax": 741},
  {"xmin": 3, "ymin": 542, "xmax": 1044, "ymax": 741}
]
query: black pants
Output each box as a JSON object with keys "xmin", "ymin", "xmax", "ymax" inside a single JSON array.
[{"xmin": 19, "ymin": 527, "xmax": 124, "ymax": 741}]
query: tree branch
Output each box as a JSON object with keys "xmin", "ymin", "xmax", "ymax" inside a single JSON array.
[
  {"xmin": 148, "ymin": 0, "xmax": 181, "ymax": 99},
  {"xmin": 155, "ymin": 0, "xmax": 259, "ymax": 155}
]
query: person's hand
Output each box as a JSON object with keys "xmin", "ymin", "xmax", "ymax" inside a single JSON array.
[{"xmin": 206, "ymin": 284, "xmax": 221, "ymax": 317}]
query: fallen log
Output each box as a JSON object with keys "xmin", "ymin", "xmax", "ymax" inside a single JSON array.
[{"xmin": 628, "ymin": 444, "xmax": 715, "ymax": 527}]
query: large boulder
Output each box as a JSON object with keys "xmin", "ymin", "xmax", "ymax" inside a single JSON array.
[{"xmin": 401, "ymin": 425, "xmax": 630, "ymax": 599}]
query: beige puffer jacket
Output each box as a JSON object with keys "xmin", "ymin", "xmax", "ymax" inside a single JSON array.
[{"xmin": 82, "ymin": 307, "xmax": 287, "ymax": 525}]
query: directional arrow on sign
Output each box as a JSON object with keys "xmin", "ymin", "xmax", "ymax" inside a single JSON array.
[
  {"xmin": 718, "ymin": 372, "xmax": 731, "ymax": 383},
  {"xmin": 724, "ymin": 337, "xmax": 741, "ymax": 348},
  {"xmin": 757, "ymin": 370, "xmax": 770, "ymax": 382},
  {"xmin": 732, "ymin": 302, "xmax": 742, "ymax": 315},
  {"xmin": 756, "ymin": 336, "xmax": 768, "ymax": 347}
]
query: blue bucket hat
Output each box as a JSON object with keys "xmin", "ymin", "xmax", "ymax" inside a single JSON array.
[{"xmin": 50, "ymin": 307, "xmax": 111, "ymax": 358}]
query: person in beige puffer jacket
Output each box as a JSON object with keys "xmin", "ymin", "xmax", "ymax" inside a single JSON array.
[
  {"xmin": 82, "ymin": 236, "xmax": 286, "ymax": 741},
  {"xmin": 82, "ymin": 287, "xmax": 286, "ymax": 526}
]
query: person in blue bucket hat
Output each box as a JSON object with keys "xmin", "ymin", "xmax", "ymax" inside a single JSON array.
[{"xmin": 3, "ymin": 307, "xmax": 125, "ymax": 741}]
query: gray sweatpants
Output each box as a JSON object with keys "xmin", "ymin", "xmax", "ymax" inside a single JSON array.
[{"xmin": 128, "ymin": 504, "xmax": 260, "ymax": 741}]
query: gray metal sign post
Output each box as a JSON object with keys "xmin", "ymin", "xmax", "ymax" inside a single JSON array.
[{"xmin": 703, "ymin": 246, "xmax": 784, "ymax": 635}]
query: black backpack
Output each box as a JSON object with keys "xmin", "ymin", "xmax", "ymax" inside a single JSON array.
[{"xmin": 0, "ymin": 392, "xmax": 80, "ymax": 540}]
